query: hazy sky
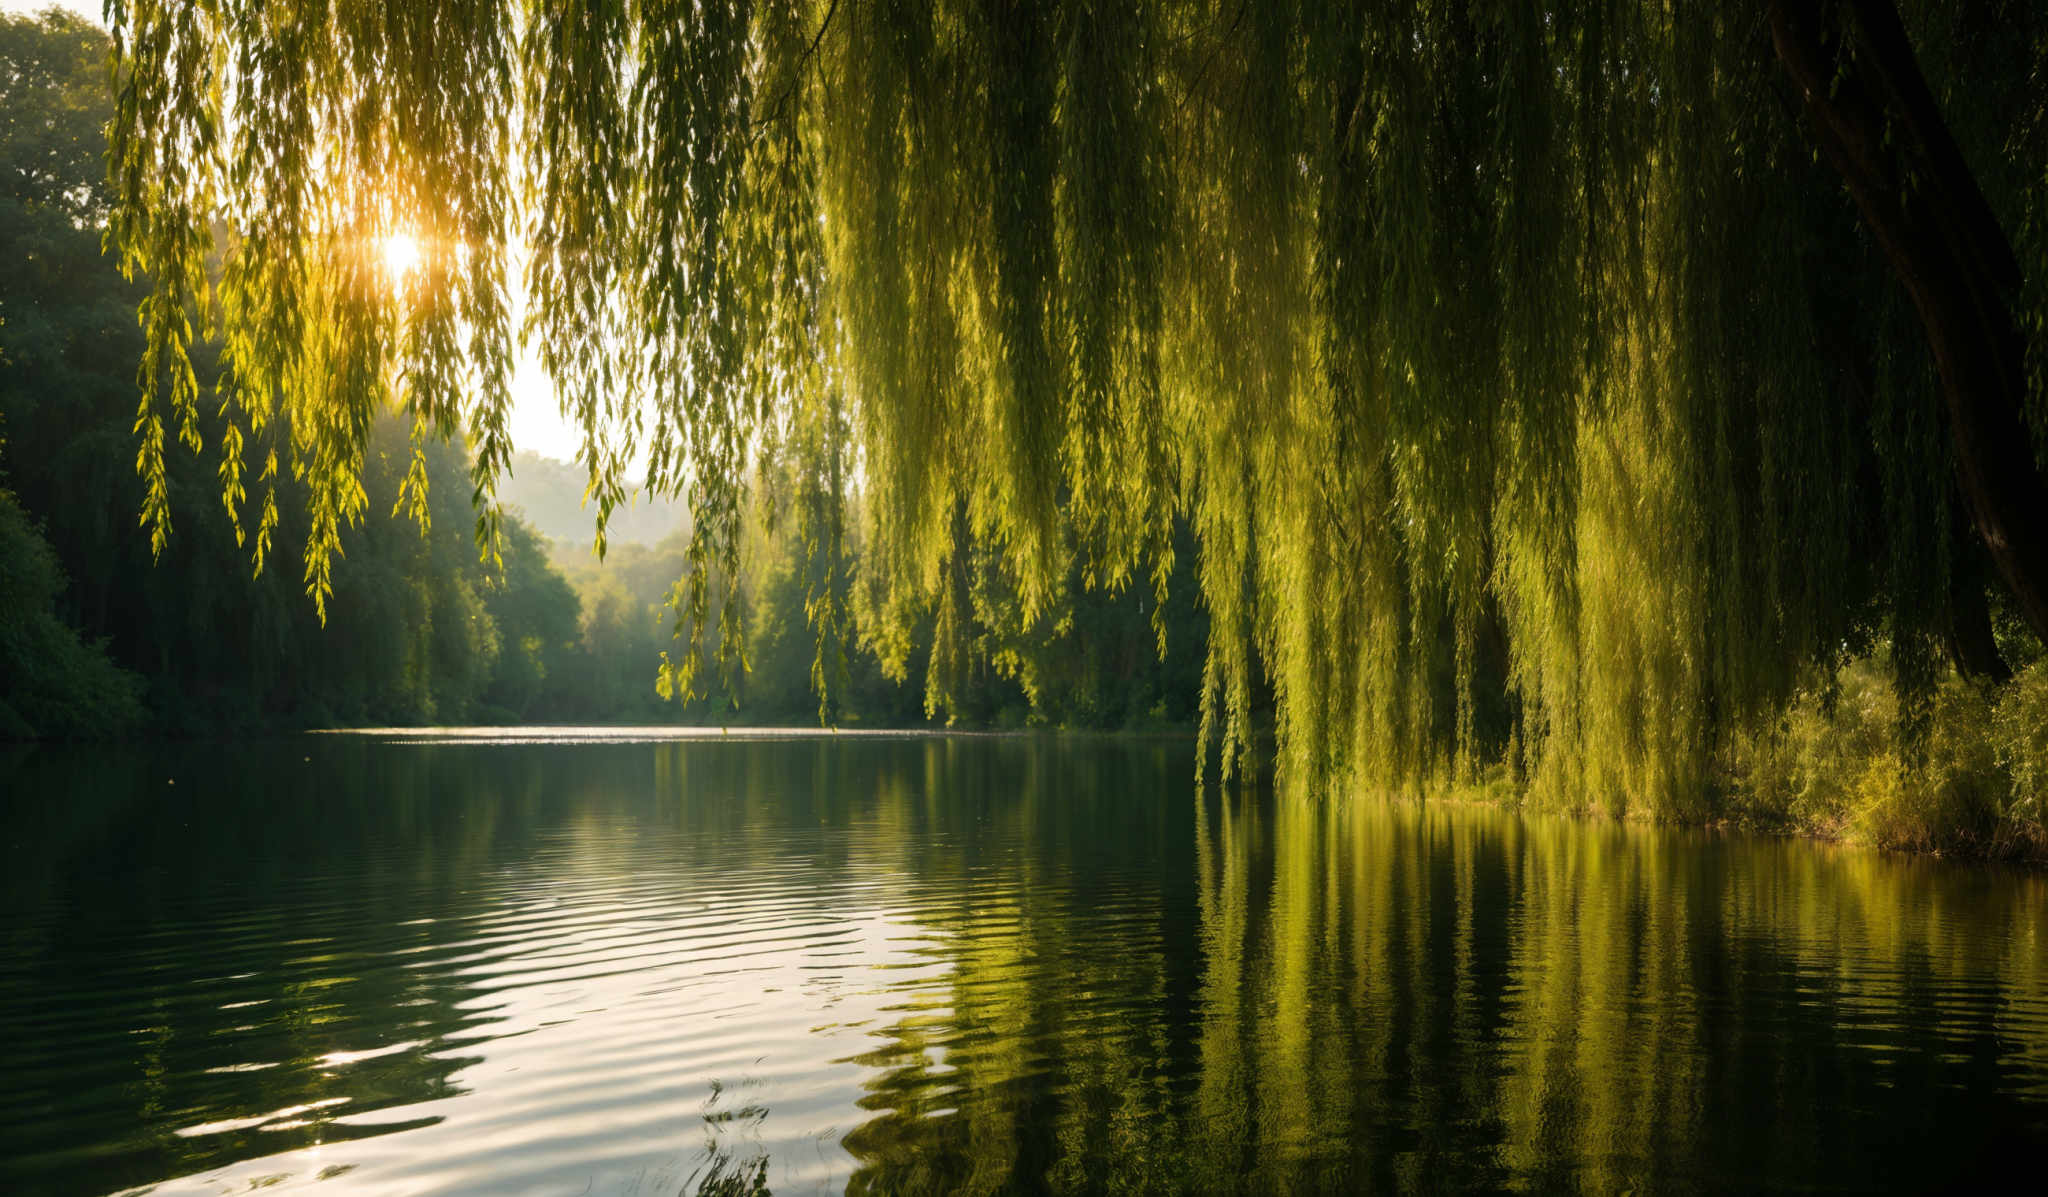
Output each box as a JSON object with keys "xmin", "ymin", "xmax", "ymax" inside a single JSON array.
[
  {"xmin": 3, "ymin": 0, "xmax": 98, "ymax": 21},
  {"xmin": 6, "ymin": 0, "xmax": 590, "ymax": 466}
]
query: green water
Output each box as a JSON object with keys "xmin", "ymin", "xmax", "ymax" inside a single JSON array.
[{"xmin": 3, "ymin": 731, "xmax": 2047, "ymax": 1194}]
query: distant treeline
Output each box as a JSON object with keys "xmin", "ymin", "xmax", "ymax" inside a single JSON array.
[
  {"xmin": 0, "ymin": 10, "xmax": 1206, "ymax": 741},
  {"xmin": 497, "ymin": 450, "xmax": 690, "ymax": 551}
]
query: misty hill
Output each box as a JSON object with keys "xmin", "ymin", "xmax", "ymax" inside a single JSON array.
[{"xmin": 497, "ymin": 451, "xmax": 690, "ymax": 549}]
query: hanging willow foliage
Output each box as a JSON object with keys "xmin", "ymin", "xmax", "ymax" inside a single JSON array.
[{"xmin": 107, "ymin": 0, "xmax": 2048, "ymax": 814}]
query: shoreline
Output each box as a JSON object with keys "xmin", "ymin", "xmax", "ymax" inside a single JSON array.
[{"xmin": 13, "ymin": 721, "xmax": 2045, "ymax": 870}]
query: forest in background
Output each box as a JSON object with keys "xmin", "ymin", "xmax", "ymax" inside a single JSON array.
[{"xmin": 0, "ymin": 10, "xmax": 1207, "ymax": 741}]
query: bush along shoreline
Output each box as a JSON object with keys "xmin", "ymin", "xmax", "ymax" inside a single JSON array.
[{"xmin": 1720, "ymin": 658, "xmax": 2048, "ymax": 862}]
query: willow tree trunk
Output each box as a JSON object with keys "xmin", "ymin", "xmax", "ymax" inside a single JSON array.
[
  {"xmin": 1949, "ymin": 498, "xmax": 2013, "ymax": 682},
  {"xmin": 1769, "ymin": 0, "xmax": 2048, "ymax": 643}
]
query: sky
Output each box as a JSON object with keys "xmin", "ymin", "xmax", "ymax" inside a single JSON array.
[
  {"xmin": 505, "ymin": 341, "xmax": 586, "ymax": 469},
  {"xmin": 3, "ymin": 0, "xmax": 98, "ymax": 21},
  {"xmin": 6, "ymin": 0, "xmax": 592, "ymax": 467}
]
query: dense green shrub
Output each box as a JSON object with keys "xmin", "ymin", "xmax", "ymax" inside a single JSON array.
[
  {"xmin": 1722, "ymin": 656, "xmax": 2048, "ymax": 858},
  {"xmin": 1992, "ymin": 664, "xmax": 2048, "ymax": 844},
  {"xmin": 0, "ymin": 488, "xmax": 144, "ymax": 738}
]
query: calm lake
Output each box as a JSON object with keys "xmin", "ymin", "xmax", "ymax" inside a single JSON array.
[{"xmin": 5, "ymin": 731, "xmax": 2048, "ymax": 1194}]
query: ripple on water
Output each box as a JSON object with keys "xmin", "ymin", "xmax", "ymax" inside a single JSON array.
[{"xmin": 2, "ymin": 735, "xmax": 2048, "ymax": 1195}]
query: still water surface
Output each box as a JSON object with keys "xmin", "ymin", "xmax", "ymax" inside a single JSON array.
[{"xmin": 5, "ymin": 731, "xmax": 2048, "ymax": 1194}]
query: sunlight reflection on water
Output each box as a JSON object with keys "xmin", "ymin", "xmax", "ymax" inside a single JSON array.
[{"xmin": 2, "ymin": 733, "xmax": 2047, "ymax": 1194}]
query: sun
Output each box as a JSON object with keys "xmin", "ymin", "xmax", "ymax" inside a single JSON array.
[{"xmin": 382, "ymin": 231, "xmax": 422, "ymax": 284}]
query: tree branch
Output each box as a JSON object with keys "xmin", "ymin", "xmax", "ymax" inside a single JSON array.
[{"xmin": 1769, "ymin": 0, "xmax": 2048, "ymax": 642}]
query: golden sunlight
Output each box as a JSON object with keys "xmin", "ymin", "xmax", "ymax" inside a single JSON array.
[{"xmin": 382, "ymin": 231, "xmax": 422, "ymax": 284}]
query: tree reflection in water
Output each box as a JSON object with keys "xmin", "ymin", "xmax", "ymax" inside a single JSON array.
[
  {"xmin": 6, "ymin": 735, "xmax": 2048, "ymax": 1194},
  {"xmin": 839, "ymin": 743, "xmax": 2048, "ymax": 1193}
]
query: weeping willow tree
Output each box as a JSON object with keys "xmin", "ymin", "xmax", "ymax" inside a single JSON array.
[{"xmin": 105, "ymin": 0, "xmax": 2048, "ymax": 814}]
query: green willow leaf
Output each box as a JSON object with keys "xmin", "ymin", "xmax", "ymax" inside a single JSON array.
[{"xmin": 104, "ymin": 0, "xmax": 2048, "ymax": 812}]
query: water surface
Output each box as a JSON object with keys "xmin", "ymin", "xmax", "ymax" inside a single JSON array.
[{"xmin": 4, "ymin": 731, "xmax": 2048, "ymax": 1193}]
